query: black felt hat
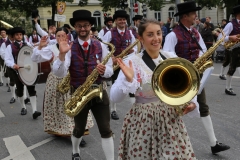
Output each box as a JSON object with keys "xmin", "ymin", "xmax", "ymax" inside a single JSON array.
[
  {"xmin": 11, "ymin": 27, "xmax": 25, "ymax": 36},
  {"xmin": 70, "ymin": 10, "xmax": 95, "ymax": 27},
  {"xmin": 104, "ymin": 17, "xmax": 113, "ymax": 25},
  {"xmin": 174, "ymin": 1, "xmax": 202, "ymax": 17},
  {"xmin": 32, "ymin": 9, "xmax": 40, "ymax": 18},
  {"xmin": 0, "ymin": 27, "xmax": 7, "ymax": 32},
  {"xmin": 232, "ymin": 5, "xmax": 240, "ymax": 15},
  {"xmin": 6, "ymin": 28, "xmax": 12, "ymax": 35},
  {"xmin": 113, "ymin": 10, "xmax": 129, "ymax": 21},
  {"xmin": 132, "ymin": 15, "xmax": 143, "ymax": 21}
]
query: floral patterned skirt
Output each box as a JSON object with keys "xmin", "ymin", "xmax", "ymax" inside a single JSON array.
[
  {"xmin": 118, "ymin": 101, "xmax": 196, "ymax": 160},
  {"xmin": 43, "ymin": 72, "xmax": 94, "ymax": 136}
]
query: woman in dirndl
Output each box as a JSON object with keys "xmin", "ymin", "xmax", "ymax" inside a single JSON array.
[
  {"xmin": 110, "ymin": 18, "xmax": 200, "ymax": 160},
  {"xmin": 31, "ymin": 27, "xmax": 94, "ymax": 140}
]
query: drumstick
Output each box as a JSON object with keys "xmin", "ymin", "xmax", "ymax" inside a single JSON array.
[{"xmin": 19, "ymin": 65, "xmax": 31, "ymax": 69}]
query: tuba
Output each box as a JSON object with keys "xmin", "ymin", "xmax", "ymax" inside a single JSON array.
[
  {"xmin": 152, "ymin": 31, "xmax": 225, "ymax": 112},
  {"xmin": 63, "ymin": 37, "xmax": 115, "ymax": 117}
]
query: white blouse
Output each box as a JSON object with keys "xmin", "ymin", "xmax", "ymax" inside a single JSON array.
[{"xmin": 110, "ymin": 51, "xmax": 200, "ymax": 118}]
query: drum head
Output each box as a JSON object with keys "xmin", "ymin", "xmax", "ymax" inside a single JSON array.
[{"xmin": 17, "ymin": 46, "xmax": 38, "ymax": 86}]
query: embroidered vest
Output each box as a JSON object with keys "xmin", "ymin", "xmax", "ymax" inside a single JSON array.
[
  {"xmin": 11, "ymin": 42, "xmax": 26, "ymax": 63},
  {"xmin": 229, "ymin": 19, "xmax": 240, "ymax": 36},
  {"xmin": 103, "ymin": 27, "xmax": 110, "ymax": 36},
  {"xmin": 0, "ymin": 38, "xmax": 5, "ymax": 47},
  {"xmin": 32, "ymin": 35, "xmax": 39, "ymax": 43},
  {"xmin": 50, "ymin": 34, "xmax": 56, "ymax": 40},
  {"xmin": 173, "ymin": 25, "xmax": 200, "ymax": 62},
  {"xmin": 129, "ymin": 26, "xmax": 138, "ymax": 38},
  {"xmin": 5, "ymin": 39, "xmax": 12, "ymax": 47},
  {"xmin": 69, "ymin": 38, "xmax": 103, "ymax": 88},
  {"xmin": 110, "ymin": 27, "xmax": 132, "ymax": 56}
]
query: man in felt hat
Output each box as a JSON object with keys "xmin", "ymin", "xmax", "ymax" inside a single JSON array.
[
  {"xmin": 5, "ymin": 27, "xmax": 41, "ymax": 119},
  {"xmin": 52, "ymin": 9, "xmax": 114, "ymax": 160},
  {"xmin": 163, "ymin": 1, "xmax": 230, "ymax": 154},
  {"xmin": 99, "ymin": 17, "xmax": 113, "ymax": 39},
  {"xmin": 102, "ymin": 10, "xmax": 137, "ymax": 120},
  {"xmin": 129, "ymin": 14, "xmax": 143, "ymax": 38},
  {"xmin": 218, "ymin": 5, "xmax": 240, "ymax": 96},
  {"xmin": 0, "ymin": 27, "xmax": 8, "ymax": 87}
]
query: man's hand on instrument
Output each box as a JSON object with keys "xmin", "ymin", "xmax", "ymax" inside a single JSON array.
[
  {"xmin": 13, "ymin": 64, "xmax": 20, "ymax": 70},
  {"xmin": 183, "ymin": 102, "xmax": 196, "ymax": 115},
  {"xmin": 116, "ymin": 58, "xmax": 134, "ymax": 82},
  {"xmin": 58, "ymin": 37, "xmax": 73, "ymax": 61},
  {"xmin": 112, "ymin": 56, "xmax": 117, "ymax": 65},
  {"xmin": 97, "ymin": 64, "xmax": 106, "ymax": 75},
  {"xmin": 229, "ymin": 35, "xmax": 240, "ymax": 42},
  {"xmin": 38, "ymin": 36, "xmax": 48, "ymax": 50}
]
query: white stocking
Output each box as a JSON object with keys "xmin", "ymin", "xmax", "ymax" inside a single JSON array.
[
  {"xmin": 19, "ymin": 96, "xmax": 26, "ymax": 109},
  {"xmin": 29, "ymin": 96, "xmax": 37, "ymax": 113},
  {"xmin": 201, "ymin": 115, "xmax": 217, "ymax": 146},
  {"xmin": 0, "ymin": 67, "xmax": 3, "ymax": 83},
  {"xmin": 226, "ymin": 75, "xmax": 232, "ymax": 90},
  {"xmin": 23, "ymin": 85, "xmax": 27, "ymax": 99},
  {"xmin": 71, "ymin": 135, "xmax": 82, "ymax": 154},
  {"xmin": 220, "ymin": 66, "xmax": 225, "ymax": 75},
  {"xmin": 101, "ymin": 137, "xmax": 114, "ymax": 160},
  {"xmin": 111, "ymin": 102, "xmax": 117, "ymax": 111},
  {"xmin": 10, "ymin": 85, "xmax": 16, "ymax": 98}
]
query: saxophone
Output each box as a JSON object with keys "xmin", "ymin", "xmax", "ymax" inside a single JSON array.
[
  {"xmin": 113, "ymin": 39, "xmax": 139, "ymax": 71},
  {"xmin": 64, "ymin": 37, "xmax": 115, "ymax": 117},
  {"xmin": 224, "ymin": 34, "xmax": 240, "ymax": 51}
]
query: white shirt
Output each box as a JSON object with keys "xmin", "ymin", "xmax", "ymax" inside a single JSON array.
[
  {"xmin": 5, "ymin": 41, "xmax": 32, "ymax": 68},
  {"xmin": 162, "ymin": 27, "xmax": 207, "ymax": 58},
  {"xmin": 102, "ymin": 28, "xmax": 137, "ymax": 54},
  {"xmin": 98, "ymin": 26, "xmax": 110, "ymax": 39},
  {"xmin": 0, "ymin": 40, "xmax": 13, "ymax": 60},
  {"xmin": 110, "ymin": 52, "xmax": 200, "ymax": 118},
  {"xmin": 217, "ymin": 19, "xmax": 240, "ymax": 42},
  {"xmin": 52, "ymin": 38, "xmax": 113, "ymax": 78}
]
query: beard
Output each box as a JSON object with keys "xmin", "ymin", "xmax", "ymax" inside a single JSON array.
[
  {"xmin": 78, "ymin": 30, "xmax": 90, "ymax": 39},
  {"xmin": 107, "ymin": 24, "xmax": 112, "ymax": 29}
]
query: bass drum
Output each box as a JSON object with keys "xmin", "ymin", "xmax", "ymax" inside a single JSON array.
[{"xmin": 17, "ymin": 45, "xmax": 51, "ymax": 86}]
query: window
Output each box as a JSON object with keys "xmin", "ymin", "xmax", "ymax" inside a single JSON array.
[
  {"xmin": 168, "ymin": 7, "xmax": 175, "ymax": 19},
  {"xmin": 93, "ymin": 11, "xmax": 101, "ymax": 27},
  {"xmin": 154, "ymin": 11, "xmax": 161, "ymax": 21}
]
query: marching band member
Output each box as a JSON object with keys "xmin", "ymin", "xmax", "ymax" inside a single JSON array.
[
  {"xmin": 29, "ymin": 29, "xmax": 41, "ymax": 47},
  {"xmin": 217, "ymin": 5, "xmax": 240, "ymax": 96},
  {"xmin": 5, "ymin": 27, "xmax": 41, "ymax": 119},
  {"xmin": 128, "ymin": 15, "xmax": 143, "ymax": 38},
  {"xmin": 31, "ymin": 28, "xmax": 94, "ymax": 145},
  {"xmin": 0, "ymin": 27, "xmax": 8, "ymax": 87},
  {"xmin": 163, "ymin": 1, "xmax": 230, "ymax": 154},
  {"xmin": 98, "ymin": 17, "xmax": 113, "ymax": 39},
  {"xmin": 110, "ymin": 18, "xmax": 199, "ymax": 159},
  {"xmin": 52, "ymin": 10, "xmax": 114, "ymax": 160},
  {"xmin": 102, "ymin": 10, "xmax": 137, "ymax": 120}
]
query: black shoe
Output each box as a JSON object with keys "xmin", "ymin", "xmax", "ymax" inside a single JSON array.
[
  {"xmin": 10, "ymin": 97, "xmax": 15, "ymax": 104},
  {"xmin": 21, "ymin": 108, "xmax": 27, "ymax": 115},
  {"xmin": 7, "ymin": 87, "xmax": 11, "ymax": 92},
  {"xmin": 32, "ymin": 111, "xmax": 41, "ymax": 119},
  {"xmin": 225, "ymin": 89, "xmax": 236, "ymax": 96},
  {"xmin": 80, "ymin": 138, "xmax": 87, "ymax": 147},
  {"xmin": 24, "ymin": 98, "xmax": 30, "ymax": 104},
  {"xmin": 211, "ymin": 141, "xmax": 230, "ymax": 154},
  {"xmin": 111, "ymin": 111, "xmax": 119, "ymax": 120},
  {"xmin": 0, "ymin": 82, "xmax": 3, "ymax": 86},
  {"xmin": 72, "ymin": 153, "xmax": 81, "ymax": 160},
  {"xmin": 219, "ymin": 75, "xmax": 226, "ymax": 80}
]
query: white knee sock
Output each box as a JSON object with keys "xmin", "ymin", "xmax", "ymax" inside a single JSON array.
[
  {"xmin": 237, "ymin": 67, "xmax": 240, "ymax": 76},
  {"xmin": 10, "ymin": 85, "xmax": 16, "ymax": 98},
  {"xmin": 0, "ymin": 69, "xmax": 3, "ymax": 83},
  {"xmin": 23, "ymin": 85, "xmax": 27, "ymax": 99},
  {"xmin": 71, "ymin": 135, "xmax": 82, "ymax": 154},
  {"xmin": 29, "ymin": 96, "xmax": 37, "ymax": 113},
  {"xmin": 19, "ymin": 96, "xmax": 26, "ymax": 109},
  {"xmin": 101, "ymin": 137, "xmax": 114, "ymax": 160},
  {"xmin": 129, "ymin": 97, "xmax": 135, "ymax": 105},
  {"xmin": 7, "ymin": 78, "xmax": 10, "ymax": 85},
  {"xmin": 201, "ymin": 115, "xmax": 217, "ymax": 146},
  {"xmin": 226, "ymin": 75, "xmax": 232, "ymax": 90},
  {"xmin": 111, "ymin": 102, "xmax": 117, "ymax": 112},
  {"xmin": 220, "ymin": 66, "xmax": 225, "ymax": 75}
]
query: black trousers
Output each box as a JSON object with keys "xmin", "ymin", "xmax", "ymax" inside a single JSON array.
[
  {"xmin": 0, "ymin": 57, "xmax": 4, "ymax": 69},
  {"xmin": 227, "ymin": 47, "xmax": 240, "ymax": 76},
  {"xmin": 73, "ymin": 89, "xmax": 112, "ymax": 138},
  {"xmin": 7, "ymin": 68, "xmax": 36, "ymax": 97},
  {"xmin": 222, "ymin": 49, "xmax": 230, "ymax": 67}
]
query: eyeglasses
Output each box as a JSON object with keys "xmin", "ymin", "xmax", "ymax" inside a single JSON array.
[{"xmin": 75, "ymin": 24, "xmax": 90, "ymax": 29}]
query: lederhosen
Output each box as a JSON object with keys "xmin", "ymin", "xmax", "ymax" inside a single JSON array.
[
  {"xmin": 173, "ymin": 24, "xmax": 209, "ymax": 117},
  {"xmin": 110, "ymin": 27, "xmax": 132, "ymax": 84},
  {"xmin": 8, "ymin": 42, "xmax": 36, "ymax": 97},
  {"xmin": 227, "ymin": 19, "xmax": 240, "ymax": 76},
  {"xmin": 69, "ymin": 38, "xmax": 112, "ymax": 138}
]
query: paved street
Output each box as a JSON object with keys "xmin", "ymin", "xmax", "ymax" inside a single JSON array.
[{"xmin": 0, "ymin": 62, "xmax": 240, "ymax": 160}]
